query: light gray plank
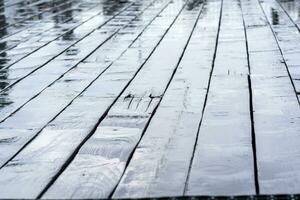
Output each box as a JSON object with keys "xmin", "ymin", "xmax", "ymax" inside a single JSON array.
[
  {"xmin": 276, "ymin": 0, "xmax": 300, "ymax": 31},
  {"xmin": 186, "ymin": 0, "xmax": 256, "ymax": 196},
  {"xmin": 42, "ymin": 2, "xmax": 203, "ymax": 199},
  {"xmin": 0, "ymin": 2, "xmax": 138, "ymax": 122},
  {"xmin": 0, "ymin": 0, "xmax": 74, "ymax": 38},
  {"xmin": 0, "ymin": 0, "xmax": 79, "ymax": 46},
  {"xmin": 241, "ymin": 0, "xmax": 300, "ymax": 194},
  {"xmin": 0, "ymin": 0, "xmax": 163, "ymax": 168},
  {"xmin": 258, "ymin": 0, "xmax": 300, "ymax": 95},
  {"xmin": 0, "ymin": 1, "xmax": 188, "ymax": 198},
  {"xmin": 0, "ymin": 0, "xmax": 135, "ymax": 88},
  {"xmin": 112, "ymin": 0, "xmax": 222, "ymax": 198},
  {"xmin": 0, "ymin": 0, "xmax": 111, "ymax": 69}
]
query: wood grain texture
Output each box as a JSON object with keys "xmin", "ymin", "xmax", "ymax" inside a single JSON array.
[
  {"xmin": 0, "ymin": 0, "xmax": 187, "ymax": 198},
  {"xmin": 0, "ymin": 0, "xmax": 299, "ymax": 198},
  {"xmin": 43, "ymin": 2, "xmax": 204, "ymax": 199},
  {"xmin": 0, "ymin": 1, "xmax": 138, "ymax": 122},
  {"xmin": 113, "ymin": 0, "xmax": 222, "ymax": 198},
  {"xmin": 0, "ymin": 0, "xmax": 134, "ymax": 90},
  {"xmin": 0, "ymin": 0, "xmax": 157, "ymax": 169}
]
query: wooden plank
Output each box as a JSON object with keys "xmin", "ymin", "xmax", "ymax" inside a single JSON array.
[
  {"xmin": 276, "ymin": 0, "xmax": 300, "ymax": 31},
  {"xmin": 0, "ymin": 0, "xmax": 98, "ymax": 42},
  {"xmin": 0, "ymin": 0, "xmax": 33, "ymax": 10},
  {"xmin": 0, "ymin": 0, "xmax": 167, "ymax": 167},
  {"xmin": 0, "ymin": 1, "xmax": 188, "ymax": 198},
  {"xmin": 258, "ymin": 0, "xmax": 300, "ymax": 96},
  {"xmin": 0, "ymin": 0, "xmax": 67, "ymax": 19},
  {"xmin": 186, "ymin": 0, "xmax": 256, "ymax": 196},
  {"xmin": 0, "ymin": 0, "xmax": 134, "ymax": 78},
  {"xmin": 0, "ymin": 0, "xmax": 105, "ymax": 56},
  {"xmin": 0, "ymin": 0, "xmax": 74, "ymax": 38},
  {"xmin": 0, "ymin": 1, "xmax": 145, "ymax": 121},
  {"xmin": 0, "ymin": 0, "xmax": 73, "ymax": 23},
  {"xmin": 0, "ymin": 1, "xmax": 135, "ymax": 70},
  {"xmin": 41, "ymin": 2, "xmax": 203, "ymax": 199},
  {"xmin": 0, "ymin": 0, "xmax": 53, "ymax": 23},
  {"xmin": 112, "ymin": 0, "xmax": 221, "ymax": 198},
  {"xmin": 241, "ymin": 0, "xmax": 300, "ymax": 194}
]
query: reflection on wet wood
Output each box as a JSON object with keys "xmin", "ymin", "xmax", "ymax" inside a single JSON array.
[
  {"xmin": 187, "ymin": 0, "xmax": 255, "ymax": 195},
  {"xmin": 0, "ymin": 0, "xmax": 299, "ymax": 198},
  {"xmin": 44, "ymin": 2, "xmax": 204, "ymax": 198},
  {"xmin": 259, "ymin": 0, "xmax": 300, "ymax": 98},
  {"xmin": 0, "ymin": 0, "xmax": 152, "ymax": 169},
  {"xmin": 113, "ymin": 1, "xmax": 221, "ymax": 198},
  {"xmin": 241, "ymin": 0, "xmax": 300, "ymax": 194}
]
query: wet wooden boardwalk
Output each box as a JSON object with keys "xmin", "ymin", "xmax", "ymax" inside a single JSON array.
[{"xmin": 0, "ymin": 0, "xmax": 299, "ymax": 198}]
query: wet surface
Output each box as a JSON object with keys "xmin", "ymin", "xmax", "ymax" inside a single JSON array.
[{"xmin": 0, "ymin": 0, "xmax": 299, "ymax": 198}]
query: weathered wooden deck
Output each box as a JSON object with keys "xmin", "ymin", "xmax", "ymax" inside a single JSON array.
[{"xmin": 0, "ymin": 0, "xmax": 299, "ymax": 198}]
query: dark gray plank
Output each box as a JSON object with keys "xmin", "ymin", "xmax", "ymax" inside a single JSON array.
[
  {"xmin": 112, "ymin": 0, "xmax": 221, "ymax": 198},
  {"xmin": 186, "ymin": 0, "xmax": 256, "ymax": 196},
  {"xmin": 241, "ymin": 0, "xmax": 300, "ymax": 194},
  {"xmin": 42, "ymin": 2, "xmax": 203, "ymax": 199}
]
